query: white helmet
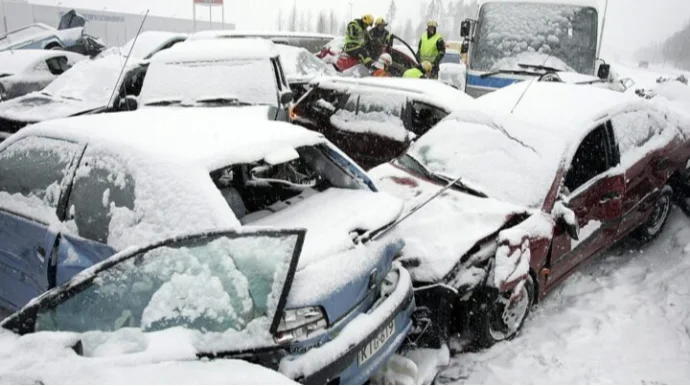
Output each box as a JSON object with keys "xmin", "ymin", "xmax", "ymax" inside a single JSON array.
[
  {"xmin": 379, "ymin": 53, "xmax": 393, "ymax": 67},
  {"xmin": 372, "ymin": 61, "xmax": 385, "ymax": 70}
]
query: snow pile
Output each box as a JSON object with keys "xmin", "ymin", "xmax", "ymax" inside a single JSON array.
[
  {"xmin": 472, "ymin": 2, "xmax": 598, "ymax": 74},
  {"xmin": 438, "ymin": 210, "xmax": 690, "ymax": 384},
  {"xmin": 0, "ymin": 328, "xmax": 295, "ymax": 384},
  {"xmin": 439, "ymin": 62, "xmax": 467, "ymax": 91}
]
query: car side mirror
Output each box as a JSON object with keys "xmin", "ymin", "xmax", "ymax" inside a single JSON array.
[
  {"xmin": 460, "ymin": 20, "xmax": 471, "ymax": 38},
  {"xmin": 554, "ymin": 199, "xmax": 579, "ymax": 241},
  {"xmin": 281, "ymin": 92, "xmax": 294, "ymax": 106},
  {"xmin": 620, "ymin": 78, "xmax": 635, "ymax": 91},
  {"xmin": 120, "ymin": 95, "xmax": 139, "ymax": 111},
  {"xmin": 597, "ymin": 63, "xmax": 611, "ymax": 80},
  {"xmin": 461, "ymin": 40, "xmax": 469, "ymax": 54}
]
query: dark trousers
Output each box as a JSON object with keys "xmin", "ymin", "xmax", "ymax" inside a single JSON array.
[{"xmin": 344, "ymin": 45, "xmax": 373, "ymax": 66}]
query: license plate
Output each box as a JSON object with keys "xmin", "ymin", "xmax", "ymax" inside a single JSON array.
[{"xmin": 358, "ymin": 320, "xmax": 396, "ymax": 365}]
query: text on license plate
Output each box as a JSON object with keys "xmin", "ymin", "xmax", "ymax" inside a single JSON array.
[{"xmin": 358, "ymin": 320, "xmax": 396, "ymax": 365}]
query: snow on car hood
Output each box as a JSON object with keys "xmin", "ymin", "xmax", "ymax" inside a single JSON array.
[
  {"xmin": 0, "ymin": 328, "xmax": 295, "ymax": 384},
  {"xmin": 370, "ymin": 163, "xmax": 527, "ymax": 283},
  {"xmin": 139, "ymin": 104, "xmax": 276, "ymax": 121},
  {"xmin": 246, "ymin": 188, "xmax": 403, "ymax": 268},
  {"xmin": 439, "ymin": 62, "xmax": 467, "ymax": 91},
  {"xmin": 0, "ymin": 93, "xmax": 102, "ymax": 123}
]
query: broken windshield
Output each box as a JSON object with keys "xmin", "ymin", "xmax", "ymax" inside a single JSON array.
[{"xmin": 471, "ymin": 2, "xmax": 598, "ymax": 75}]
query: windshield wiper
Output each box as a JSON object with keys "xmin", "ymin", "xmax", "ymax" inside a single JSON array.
[
  {"xmin": 193, "ymin": 97, "xmax": 254, "ymax": 107},
  {"xmin": 145, "ymin": 99, "xmax": 182, "ymax": 106},
  {"xmin": 399, "ymin": 154, "xmax": 487, "ymax": 198},
  {"xmin": 480, "ymin": 69, "xmax": 545, "ymax": 78},
  {"xmin": 517, "ymin": 63, "xmax": 563, "ymax": 73}
]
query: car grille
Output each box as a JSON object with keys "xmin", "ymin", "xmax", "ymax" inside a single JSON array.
[{"xmin": 0, "ymin": 116, "xmax": 30, "ymax": 137}]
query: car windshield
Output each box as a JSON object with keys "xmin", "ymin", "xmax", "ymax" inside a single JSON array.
[
  {"xmin": 33, "ymin": 231, "xmax": 301, "ymax": 340},
  {"xmin": 42, "ymin": 55, "xmax": 131, "ymax": 104},
  {"xmin": 471, "ymin": 2, "xmax": 598, "ymax": 75},
  {"xmin": 441, "ymin": 52, "xmax": 462, "ymax": 64},
  {"xmin": 212, "ymin": 145, "xmax": 371, "ymax": 224},
  {"xmin": 398, "ymin": 117, "xmax": 563, "ymax": 208},
  {"xmin": 140, "ymin": 58, "xmax": 279, "ymax": 107},
  {"xmin": 277, "ymin": 45, "xmax": 335, "ymax": 80},
  {"xmin": 0, "ymin": 24, "xmax": 52, "ymax": 50}
]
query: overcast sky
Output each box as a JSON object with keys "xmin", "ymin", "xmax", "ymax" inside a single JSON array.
[{"xmin": 28, "ymin": 0, "xmax": 690, "ymax": 59}]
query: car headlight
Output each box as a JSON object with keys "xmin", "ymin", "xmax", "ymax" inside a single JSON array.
[
  {"xmin": 275, "ymin": 306, "xmax": 327, "ymax": 344},
  {"xmin": 381, "ymin": 268, "xmax": 400, "ymax": 297}
]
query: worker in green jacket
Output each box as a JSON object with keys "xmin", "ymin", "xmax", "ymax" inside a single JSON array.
[
  {"xmin": 403, "ymin": 61, "xmax": 433, "ymax": 78},
  {"xmin": 344, "ymin": 14, "xmax": 375, "ymax": 68},
  {"xmin": 369, "ymin": 17, "xmax": 393, "ymax": 58},
  {"xmin": 417, "ymin": 20, "xmax": 446, "ymax": 78}
]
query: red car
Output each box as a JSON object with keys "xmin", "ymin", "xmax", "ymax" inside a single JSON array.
[
  {"xmin": 317, "ymin": 36, "xmax": 419, "ymax": 77},
  {"xmin": 370, "ymin": 82, "xmax": 690, "ymax": 348}
]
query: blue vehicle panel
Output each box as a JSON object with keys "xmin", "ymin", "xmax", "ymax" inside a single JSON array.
[{"xmin": 53, "ymin": 233, "xmax": 116, "ymax": 287}]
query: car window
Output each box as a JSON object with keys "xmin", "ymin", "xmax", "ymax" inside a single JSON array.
[
  {"xmin": 0, "ymin": 136, "xmax": 80, "ymax": 222},
  {"xmin": 612, "ymin": 109, "xmax": 667, "ymax": 160},
  {"xmin": 45, "ymin": 56, "xmax": 70, "ymax": 76},
  {"xmin": 329, "ymin": 91, "xmax": 408, "ymax": 141},
  {"xmin": 65, "ymin": 153, "xmax": 135, "ymax": 244},
  {"xmin": 409, "ymin": 101, "xmax": 448, "ymax": 136},
  {"xmin": 211, "ymin": 145, "xmax": 364, "ymax": 223},
  {"xmin": 33, "ymin": 231, "xmax": 302, "ymax": 338},
  {"xmin": 565, "ymin": 124, "xmax": 612, "ymax": 192},
  {"xmin": 293, "ymin": 88, "xmax": 347, "ymax": 119}
]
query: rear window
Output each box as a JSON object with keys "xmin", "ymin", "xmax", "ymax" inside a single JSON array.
[{"xmin": 211, "ymin": 145, "xmax": 367, "ymax": 223}]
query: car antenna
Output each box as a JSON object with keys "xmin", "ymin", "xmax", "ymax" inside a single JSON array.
[
  {"xmin": 509, "ymin": 51, "xmax": 554, "ymax": 114},
  {"xmin": 106, "ymin": 9, "xmax": 149, "ymax": 110}
]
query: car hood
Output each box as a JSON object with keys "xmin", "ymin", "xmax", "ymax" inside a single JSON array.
[
  {"xmin": 248, "ymin": 188, "xmax": 403, "ymax": 267},
  {"xmin": 0, "ymin": 328, "xmax": 296, "ymax": 384},
  {"xmin": 0, "ymin": 93, "xmax": 101, "ymax": 123},
  {"xmin": 369, "ymin": 163, "xmax": 528, "ymax": 283}
]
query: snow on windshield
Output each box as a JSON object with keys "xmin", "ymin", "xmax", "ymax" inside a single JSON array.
[
  {"xmin": 407, "ymin": 113, "xmax": 564, "ymax": 208},
  {"xmin": 34, "ymin": 233, "xmax": 297, "ymax": 343},
  {"xmin": 277, "ymin": 45, "xmax": 335, "ymax": 81},
  {"xmin": 140, "ymin": 58, "xmax": 278, "ymax": 107},
  {"xmin": 329, "ymin": 92, "xmax": 408, "ymax": 141},
  {"xmin": 472, "ymin": 2, "xmax": 598, "ymax": 74},
  {"xmin": 42, "ymin": 54, "xmax": 133, "ymax": 105}
]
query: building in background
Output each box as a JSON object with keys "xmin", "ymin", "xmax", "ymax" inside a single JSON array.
[{"xmin": 0, "ymin": 0, "xmax": 234, "ymax": 46}]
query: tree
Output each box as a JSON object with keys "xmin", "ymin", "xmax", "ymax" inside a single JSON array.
[
  {"xmin": 386, "ymin": 0, "xmax": 397, "ymax": 25},
  {"xmin": 316, "ymin": 11, "xmax": 327, "ymax": 34},
  {"xmin": 403, "ymin": 18, "xmax": 414, "ymax": 42},
  {"xmin": 328, "ymin": 10, "xmax": 338, "ymax": 34},
  {"xmin": 306, "ymin": 10, "xmax": 313, "ymax": 32},
  {"xmin": 288, "ymin": 0, "xmax": 297, "ymax": 32},
  {"xmin": 276, "ymin": 8, "xmax": 283, "ymax": 31}
]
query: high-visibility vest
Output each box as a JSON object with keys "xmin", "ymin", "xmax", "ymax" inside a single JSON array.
[
  {"xmin": 403, "ymin": 68, "xmax": 424, "ymax": 78},
  {"xmin": 419, "ymin": 33, "xmax": 442, "ymax": 63},
  {"xmin": 344, "ymin": 21, "xmax": 366, "ymax": 49}
]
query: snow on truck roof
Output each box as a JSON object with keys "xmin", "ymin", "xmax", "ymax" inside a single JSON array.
[
  {"xmin": 477, "ymin": 81, "xmax": 641, "ymax": 130},
  {"xmin": 11, "ymin": 108, "xmax": 326, "ymax": 171},
  {"xmin": 311, "ymin": 76, "xmax": 475, "ymax": 112},
  {"xmin": 478, "ymin": 0, "xmax": 600, "ymax": 10},
  {"xmin": 150, "ymin": 38, "xmax": 280, "ymax": 63}
]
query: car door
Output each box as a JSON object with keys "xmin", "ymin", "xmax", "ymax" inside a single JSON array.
[
  {"xmin": 611, "ymin": 108, "xmax": 678, "ymax": 239},
  {"xmin": 548, "ymin": 123, "xmax": 624, "ymax": 287},
  {"xmin": 49, "ymin": 149, "xmax": 135, "ymax": 286},
  {"xmin": 0, "ymin": 136, "xmax": 83, "ymax": 313}
]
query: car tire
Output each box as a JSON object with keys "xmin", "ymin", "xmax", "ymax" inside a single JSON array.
[
  {"xmin": 677, "ymin": 164, "xmax": 690, "ymax": 216},
  {"xmin": 634, "ymin": 186, "xmax": 673, "ymax": 242},
  {"xmin": 470, "ymin": 275, "xmax": 534, "ymax": 349}
]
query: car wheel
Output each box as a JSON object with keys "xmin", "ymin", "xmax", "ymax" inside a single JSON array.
[
  {"xmin": 635, "ymin": 186, "xmax": 673, "ymax": 242},
  {"xmin": 471, "ymin": 275, "xmax": 534, "ymax": 349},
  {"xmin": 678, "ymin": 163, "xmax": 690, "ymax": 216}
]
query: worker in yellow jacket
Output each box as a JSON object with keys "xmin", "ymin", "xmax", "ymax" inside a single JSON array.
[
  {"xmin": 403, "ymin": 61, "xmax": 433, "ymax": 79},
  {"xmin": 416, "ymin": 20, "xmax": 446, "ymax": 78}
]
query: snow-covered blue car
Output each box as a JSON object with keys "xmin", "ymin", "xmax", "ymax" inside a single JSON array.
[{"xmin": 0, "ymin": 108, "xmax": 415, "ymax": 384}]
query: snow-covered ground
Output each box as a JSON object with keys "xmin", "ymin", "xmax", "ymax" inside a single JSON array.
[{"xmin": 437, "ymin": 209, "xmax": 690, "ymax": 384}]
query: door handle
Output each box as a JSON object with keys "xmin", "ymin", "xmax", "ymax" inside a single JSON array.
[{"xmin": 599, "ymin": 191, "xmax": 621, "ymax": 204}]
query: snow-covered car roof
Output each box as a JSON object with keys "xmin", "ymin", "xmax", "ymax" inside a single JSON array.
[
  {"xmin": 476, "ymin": 81, "xmax": 642, "ymax": 130},
  {"xmin": 113, "ymin": 31, "xmax": 187, "ymax": 59},
  {"xmin": 189, "ymin": 30, "xmax": 335, "ymax": 41},
  {"xmin": 151, "ymin": 38, "xmax": 279, "ymax": 63},
  {"xmin": 0, "ymin": 328, "xmax": 296, "ymax": 384},
  {"xmin": 478, "ymin": 0, "xmax": 600, "ymax": 9},
  {"xmin": 13, "ymin": 108, "xmax": 326, "ymax": 172},
  {"xmin": 0, "ymin": 50, "xmax": 85, "ymax": 75},
  {"xmin": 0, "ymin": 23, "xmax": 54, "ymax": 50},
  {"xmin": 310, "ymin": 76, "xmax": 474, "ymax": 112},
  {"xmin": 275, "ymin": 44, "xmax": 336, "ymax": 83}
]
